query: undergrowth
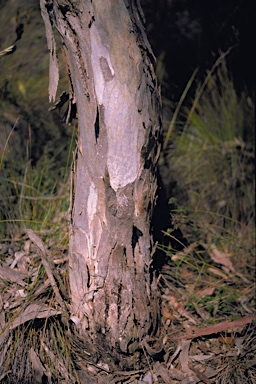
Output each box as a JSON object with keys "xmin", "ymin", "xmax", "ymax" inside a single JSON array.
[
  {"xmin": 0, "ymin": 123, "xmax": 76, "ymax": 239},
  {"xmin": 159, "ymin": 55, "xmax": 255, "ymax": 323},
  {"xmin": 0, "ymin": 124, "xmax": 76, "ymax": 382},
  {"xmin": 156, "ymin": 56, "xmax": 255, "ymax": 384}
]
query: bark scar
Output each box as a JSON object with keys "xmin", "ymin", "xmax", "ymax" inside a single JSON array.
[{"xmin": 99, "ymin": 56, "xmax": 114, "ymax": 81}]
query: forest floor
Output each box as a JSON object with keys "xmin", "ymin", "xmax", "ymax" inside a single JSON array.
[{"xmin": 0, "ymin": 217, "xmax": 255, "ymax": 383}]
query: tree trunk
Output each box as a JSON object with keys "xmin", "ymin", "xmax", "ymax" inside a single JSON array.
[{"xmin": 41, "ymin": 0, "xmax": 161, "ymax": 362}]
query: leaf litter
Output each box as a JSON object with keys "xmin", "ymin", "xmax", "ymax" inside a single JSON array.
[{"xmin": 0, "ymin": 225, "xmax": 255, "ymax": 383}]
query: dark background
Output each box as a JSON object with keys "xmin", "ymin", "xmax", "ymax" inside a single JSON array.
[{"xmin": 142, "ymin": 0, "xmax": 254, "ymax": 101}]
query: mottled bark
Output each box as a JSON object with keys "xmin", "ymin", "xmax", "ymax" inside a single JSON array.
[{"xmin": 41, "ymin": 0, "xmax": 161, "ymax": 358}]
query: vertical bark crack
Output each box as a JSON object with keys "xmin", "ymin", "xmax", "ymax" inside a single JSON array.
[
  {"xmin": 94, "ymin": 106, "xmax": 100, "ymax": 141},
  {"xmin": 131, "ymin": 225, "xmax": 143, "ymax": 251},
  {"xmin": 86, "ymin": 263, "xmax": 90, "ymax": 288},
  {"xmin": 117, "ymin": 281, "xmax": 122, "ymax": 321}
]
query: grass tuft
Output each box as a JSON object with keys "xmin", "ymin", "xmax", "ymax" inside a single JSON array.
[{"xmin": 159, "ymin": 55, "xmax": 255, "ymax": 327}]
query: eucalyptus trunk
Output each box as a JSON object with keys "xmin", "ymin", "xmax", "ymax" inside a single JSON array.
[{"xmin": 41, "ymin": 0, "xmax": 161, "ymax": 358}]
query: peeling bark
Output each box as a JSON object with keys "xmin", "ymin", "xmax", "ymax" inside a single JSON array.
[{"xmin": 41, "ymin": 0, "xmax": 162, "ymax": 360}]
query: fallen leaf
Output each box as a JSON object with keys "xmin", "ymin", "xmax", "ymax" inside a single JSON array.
[
  {"xmin": 190, "ymin": 353, "xmax": 214, "ymax": 362},
  {"xmin": 41, "ymin": 341, "xmax": 70, "ymax": 381},
  {"xmin": 177, "ymin": 314, "xmax": 255, "ymax": 339},
  {"xmin": 169, "ymin": 367, "xmax": 185, "ymax": 380},
  {"xmin": 188, "ymin": 362, "xmax": 211, "ymax": 384},
  {"xmin": 208, "ymin": 243, "xmax": 234, "ymax": 271},
  {"xmin": 10, "ymin": 251, "xmax": 26, "ymax": 269},
  {"xmin": 0, "ymin": 265, "xmax": 26, "ymax": 286},
  {"xmin": 168, "ymin": 296, "xmax": 198, "ymax": 324},
  {"xmin": 154, "ymin": 361, "xmax": 172, "ymax": 382},
  {"xmin": 24, "ymin": 239, "xmax": 31, "ymax": 253},
  {"xmin": 8, "ymin": 303, "xmax": 61, "ymax": 329},
  {"xmin": 29, "ymin": 348, "xmax": 46, "ymax": 384},
  {"xmin": 207, "ymin": 267, "xmax": 228, "ymax": 279},
  {"xmin": 171, "ymin": 242, "xmax": 197, "ymax": 261},
  {"xmin": 196, "ymin": 287, "xmax": 215, "ymax": 299},
  {"xmin": 207, "ymin": 244, "xmax": 250, "ymax": 282},
  {"xmin": 161, "ymin": 302, "xmax": 176, "ymax": 320},
  {"xmin": 218, "ymin": 336, "xmax": 235, "ymax": 346},
  {"xmin": 179, "ymin": 339, "xmax": 192, "ymax": 374},
  {"xmin": 192, "ymin": 301, "xmax": 210, "ymax": 321}
]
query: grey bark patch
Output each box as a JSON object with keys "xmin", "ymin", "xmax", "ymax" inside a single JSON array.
[{"xmin": 99, "ymin": 56, "xmax": 114, "ymax": 81}]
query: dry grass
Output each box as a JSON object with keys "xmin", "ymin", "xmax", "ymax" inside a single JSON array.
[{"xmin": 157, "ymin": 55, "xmax": 255, "ymax": 383}]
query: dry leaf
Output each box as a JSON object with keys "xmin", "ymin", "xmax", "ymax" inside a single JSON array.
[
  {"xmin": 192, "ymin": 301, "xmax": 210, "ymax": 321},
  {"xmin": 190, "ymin": 353, "xmax": 214, "ymax": 362},
  {"xmin": 179, "ymin": 339, "xmax": 192, "ymax": 374},
  {"xmin": 218, "ymin": 336, "xmax": 236, "ymax": 346},
  {"xmin": 188, "ymin": 363, "xmax": 211, "ymax": 384},
  {"xmin": 168, "ymin": 296, "xmax": 198, "ymax": 324},
  {"xmin": 9, "ymin": 303, "xmax": 61, "ymax": 329},
  {"xmin": 196, "ymin": 287, "xmax": 215, "ymax": 299},
  {"xmin": 208, "ymin": 244, "xmax": 250, "ymax": 283},
  {"xmin": 161, "ymin": 302, "xmax": 175, "ymax": 320},
  {"xmin": 208, "ymin": 243, "xmax": 234, "ymax": 271},
  {"xmin": 29, "ymin": 348, "xmax": 46, "ymax": 384},
  {"xmin": 24, "ymin": 239, "xmax": 31, "ymax": 253},
  {"xmin": 41, "ymin": 341, "xmax": 70, "ymax": 381},
  {"xmin": 169, "ymin": 367, "xmax": 185, "ymax": 380},
  {"xmin": 10, "ymin": 251, "xmax": 26, "ymax": 269},
  {"xmin": 178, "ymin": 314, "xmax": 255, "ymax": 339},
  {"xmin": 207, "ymin": 267, "xmax": 228, "ymax": 279},
  {"xmin": 26, "ymin": 228, "xmax": 66, "ymax": 307},
  {"xmin": 171, "ymin": 242, "xmax": 197, "ymax": 261},
  {"xmin": 0, "ymin": 310, "xmax": 5, "ymax": 331},
  {"xmin": 154, "ymin": 361, "xmax": 172, "ymax": 382},
  {"xmin": 0, "ymin": 265, "xmax": 26, "ymax": 286}
]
